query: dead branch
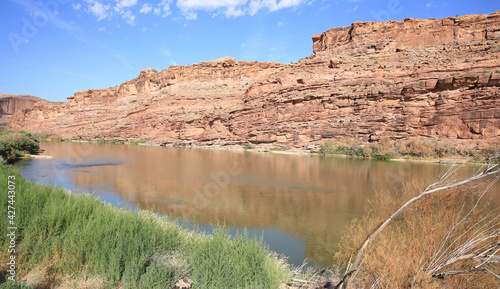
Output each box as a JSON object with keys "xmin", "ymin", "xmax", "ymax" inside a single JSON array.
[
  {"xmin": 334, "ymin": 160, "xmax": 500, "ymax": 289},
  {"xmin": 432, "ymin": 266, "xmax": 500, "ymax": 280}
]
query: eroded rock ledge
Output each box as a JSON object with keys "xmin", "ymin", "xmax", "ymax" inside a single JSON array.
[{"xmin": 8, "ymin": 11, "xmax": 500, "ymax": 149}]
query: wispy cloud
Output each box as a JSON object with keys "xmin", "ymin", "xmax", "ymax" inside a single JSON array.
[
  {"xmin": 72, "ymin": 0, "xmax": 310, "ymax": 24},
  {"xmin": 87, "ymin": 1, "xmax": 111, "ymax": 21},
  {"xmin": 425, "ymin": 1, "xmax": 446, "ymax": 9},
  {"xmin": 139, "ymin": 3, "xmax": 153, "ymax": 14},
  {"xmin": 176, "ymin": 0, "xmax": 247, "ymax": 11},
  {"xmin": 177, "ymin": 0, "xmax": 311, "ymax": 19},
  {"xmin": 156, "ymin": 0, "xmax": 173, "ymax": 17},
  {"xmin": 115, "ymin": 0, "xmax": 138, "ymax": 10},
  {"xmin": 249, "ymin": 0, "xmax": 311, "ymax": 15},
  {"xmin": 346, "ymin": 5, "xmax": 358, "ymax": 12},
  {"xmin": 79, "ymin": 0, "xmax": 138, "ymax": 25}
]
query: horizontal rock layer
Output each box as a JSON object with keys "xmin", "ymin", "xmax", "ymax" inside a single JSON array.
[
  {"xmin": 312, "ymin": 11, "xmax": 500, "ymax": 55},
  {"xmin": 8, "ymin": 11, "xmax": 500, "ymax": 148}
]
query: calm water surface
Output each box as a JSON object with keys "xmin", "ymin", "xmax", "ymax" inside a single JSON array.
[{"xmin": 13, "ymin": 141, "xmax": 500, "ymax": 267}]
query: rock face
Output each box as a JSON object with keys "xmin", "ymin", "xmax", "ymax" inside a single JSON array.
[
  {"xmin": 0, "ymin": 94, "xmax": 47, "ymax": 128},
  {"xmin": 8, "ymin": 11, "xmax": 500, "ymax": 148},
  {"xmin": 312, "ymin": 11, "xmax": 500, "ymax": 55},
  {"xmin": 0, "ymin": 94, "xmax": 45, "ymax": 116}
]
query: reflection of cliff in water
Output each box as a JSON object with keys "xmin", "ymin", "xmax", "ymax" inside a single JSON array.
[{"xmin": 42, "ymin": 142, "xmax": 499, "ymax": 266}]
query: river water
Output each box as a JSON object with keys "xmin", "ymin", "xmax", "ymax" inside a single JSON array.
[{"xmin": 13, "ymin": 141, "xmax": 500, "ymax": 267}]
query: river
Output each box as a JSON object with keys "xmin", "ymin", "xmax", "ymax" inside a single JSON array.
[{"xmin": 13, "ymin": 141, "xmax": 500, "ymax": 267}]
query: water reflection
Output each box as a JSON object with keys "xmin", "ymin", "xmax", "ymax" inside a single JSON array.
[{"xmin": 14, "ymin": 141, "xmax": 500, "ymax": 267}]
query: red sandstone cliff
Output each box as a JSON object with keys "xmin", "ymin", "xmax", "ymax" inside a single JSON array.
[
  {"xmin": 8, "ymin": 11, "xmax": 500, "ymax": 148},
  {"xmin": 0, "ymin": 94, "xmax": 47, "ymax": 128}
]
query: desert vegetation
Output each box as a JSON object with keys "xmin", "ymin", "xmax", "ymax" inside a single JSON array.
[
  {"xmin": 317, "ymin": 138, "xmax": 498, "ymax": 161},
  {"xmin": 330, "ymin": 158, "xmax": 500, "ymax": 289}
]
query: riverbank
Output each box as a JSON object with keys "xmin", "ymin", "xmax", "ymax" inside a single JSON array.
[
  {"xmin": 0, "ymin": 166, "xmax": 290, "ymax": 288},
  {"xmin": 41, "ymin": 135, "xmax": 498, "ymax": 164}
]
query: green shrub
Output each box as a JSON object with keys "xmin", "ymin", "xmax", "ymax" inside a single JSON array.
[
  {"xmin": 0, "ymin": 131, "xmax": 40, "ymax": 162},
  {"xmin": 129, "ymin": 139, "xmax": 148, "ymax": 145},
  {"xmin": 319, "ymin": 140, "xmax": 371, "ymax": 157}
]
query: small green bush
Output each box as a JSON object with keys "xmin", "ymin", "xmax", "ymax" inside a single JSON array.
[
  {"xmin": 0, "ymin": 131, "xmax": 40, "ymax": 162},
  {"xmin": 243, "ymin": 143, "xmax": 254, "ymax": 150}
]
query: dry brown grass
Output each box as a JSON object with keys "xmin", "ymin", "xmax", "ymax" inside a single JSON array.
[
  {"xmin": 53, "ymin": 273, "xmax": 108, "ymax": 289},
  {"xmin": 335, "ymin": 182, "xmax": 500, "ymax": 289}
]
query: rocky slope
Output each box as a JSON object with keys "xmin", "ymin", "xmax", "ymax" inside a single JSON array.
[{"xmin": 8, "ymin": 11, "xmax": 500, "ymax": 148}]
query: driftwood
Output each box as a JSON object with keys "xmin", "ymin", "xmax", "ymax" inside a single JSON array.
[{"xmin": 332, "ymin": 157, "xmax": 500, "ymax": 289}]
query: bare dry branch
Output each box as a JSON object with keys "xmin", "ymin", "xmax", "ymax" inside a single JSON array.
[{"xmin": 334, "ymin": 161, "xmax": 500, "ymax": 289}]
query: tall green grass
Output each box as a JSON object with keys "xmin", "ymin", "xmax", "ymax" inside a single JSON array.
[{"xmin": 0, "ymin": 167, "xmax": 289, "ymax": 288}]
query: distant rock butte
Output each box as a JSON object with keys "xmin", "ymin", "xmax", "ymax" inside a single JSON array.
[
  {"xmin": 0, "ymin": 94, "xmax": 47, "ymax": 126},
  {"xmin": 8, "ymin": 11, "xmax": 500, "ymax": 148}
]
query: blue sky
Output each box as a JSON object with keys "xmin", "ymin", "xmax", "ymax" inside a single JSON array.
[{"xmin": 1, "ymin": 0, "xmax": 498, "ymax": 101}]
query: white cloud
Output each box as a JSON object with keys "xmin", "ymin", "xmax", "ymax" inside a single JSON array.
[
  {"xmin": 140, "ymin": 3, "xmax": 153, "ymax": 14},
  {"xmin": 113, "ymin": 0, "xmax": 138, "ymax": 25},
  {"xmin": 249, "ymin": 0, "xmax": 309, "ymax": 15},
  {"xmin": 121, "ymin": 10, "xmax": 136, "ymax": 25},
  {"xmin": 184, "ymin": 11, "xmax": 197, "ymax": 20},
  {"xmin": 156, "ymin": 0, "xmax": 172, "ymax": 17},
  {"xmin": 115, "ymin": 0, "xmax": 138, "ymax": 10},
  {"xmin": 78, "ymin": 0, "xmax": 308, "ymax": 24},
  {"xmin": 177, "ymin": 0, "xmax": 247, "ymax": 11},
  {"xmin": 80, "ymin": 0, "xmax": 139, "ymax": 25},
  {"xmin": 88, "ymin": 1, "xmax": 111, "ymax": 21},
  {"xmin": 176, "ymin": 0, "xmax": 308, "ymax": 18},
  {"xmin": 224, "ymin": 6, "xmax": 245, "ymax": 17}
]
